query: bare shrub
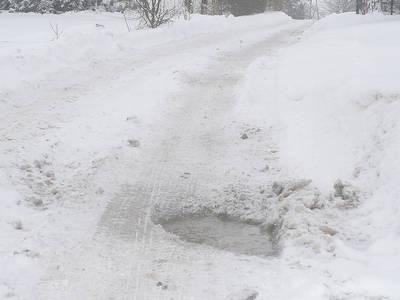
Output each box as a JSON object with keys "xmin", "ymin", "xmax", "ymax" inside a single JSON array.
[
  {"xmin": 323, "ymin": 0, "xmax": 355, "ymax": 13},
  {"xmin": 135, "ymin": 0, "xmax": 176, "ymax": 28},
  {"xmin": 50, "ymin": 23, "xmax": 63, "ymax": 40},
  {"xmin": 123, "ymin": 10, "xmax": 132, "ymax": 31}
]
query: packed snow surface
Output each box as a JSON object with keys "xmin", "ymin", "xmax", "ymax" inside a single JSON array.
[{"xmin": 0, "ymin": 10, "xmax": 399, "ymax": 300}]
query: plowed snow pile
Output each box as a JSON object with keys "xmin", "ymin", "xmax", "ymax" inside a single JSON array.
[{"xmin": 237, "ymin": 12, "xmax": 400, "ymax": 298}]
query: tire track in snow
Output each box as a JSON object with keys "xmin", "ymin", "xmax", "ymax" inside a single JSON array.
[
  {"xmin": 88, "ymin": 25, "xmax": 310, "ymax": 300},
  {"xmin": 36, "ymin": 21, "xmax": 311, "ymax": 300}
]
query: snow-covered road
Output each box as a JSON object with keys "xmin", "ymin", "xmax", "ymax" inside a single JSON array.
[
  {"xmin": 36, "ymin": 22, "xmax": 311, "ymax": 300},
  {"xmin": 0, "ymin": 13, "xmax": 315, "ymax": 299},
  {"xmin": 3, "ymin": 11, "xmax": 399, "ymax": 300}
]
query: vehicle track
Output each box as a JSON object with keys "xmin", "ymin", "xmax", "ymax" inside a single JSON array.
[{"xmin": 38, "ymin": 22, "xmax": 310, "ymax": 300}]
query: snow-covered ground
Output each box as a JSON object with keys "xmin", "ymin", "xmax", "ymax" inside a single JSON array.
[
  {"xmin": 237, "ymin": 12, "xmax": 400, "ymax": 298},
  {"xmin": 0, "ymin": 10, "xmax": 399, "ymax": 300}
]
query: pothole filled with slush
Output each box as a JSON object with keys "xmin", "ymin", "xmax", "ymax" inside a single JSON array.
[{"xmin": 161, "ymin": 215, "xmax": 278, "ymax": 257}]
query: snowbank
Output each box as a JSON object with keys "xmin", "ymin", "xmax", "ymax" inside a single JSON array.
[
  {"xmin": 240, "ymin": 12, "xmax": 400, "ymax": 193},
  {"xmin": 277, "ymin": 13, "xmax": 400, "ymax": 193},
  {"xmin": 0, "ymin": 172, "xmax": 42, "ymax": 299},
  {"xmin": 0, "ymin": 11, "xmax": 290, "ymax": 92},
  {"xmin": 238, "ymin": 12, "xmax": 400, "ymax": 298}
]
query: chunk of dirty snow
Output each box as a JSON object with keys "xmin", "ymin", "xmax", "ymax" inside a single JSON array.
[
  {"xmin": 272, "ymin": 179, "xmax": 312, "ymax": 198},
  {"xmin": 226, "ymin": 289, "xmax": 258, "ymax": 300},
  {"xmin": 332, "ymin": 179, "xmax": 361, "ymax": 209}
]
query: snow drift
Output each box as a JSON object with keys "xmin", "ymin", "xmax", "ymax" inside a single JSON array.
[
  {"xmin": 239, "ymin": 12, "xmax": 400, "ymax": 197},
  {"xmin": 237, "ymin": 12, "xmax": 400, "ymax": 298}
]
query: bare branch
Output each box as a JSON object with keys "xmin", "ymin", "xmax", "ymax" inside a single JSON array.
[
  {"xmin": 135, "ymin": 0, "xmax": 177, "ymax": 28},
  {"xmin": 123, "ymin": 10, "xmax": 132, "ymax": 32},
  {"xmin": 49, "ymin": 23, "xmax": 63, "ymax": 40}
]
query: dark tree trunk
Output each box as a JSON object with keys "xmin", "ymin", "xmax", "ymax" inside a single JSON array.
[{"xmin": 201, "ymin": 0, "xmax": 208, "ymax": 14}]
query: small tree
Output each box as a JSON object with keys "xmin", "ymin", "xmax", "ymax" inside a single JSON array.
[
  {"xmin": 184, "ymin": 0, "xmax": 193, "ymax": 13},
  {"xmin": 200, "ymin": 0, "xmax": 208, "ymax": 13},
  {"xmin": 53, "ymin": 0, "xmax": 89, "ymax": 11},
  {"xmin": 38, "ymin": 0, "xmax": 54, "ymax": 12},
  {"xmin": 135, "ymin": 0, "xmax": 176, "ymax": 28},
  {"xmin": 324, "ymin": 0, "xmax": 355, "ymax": 13},
  {"xmin": 0, "ymin": 0, "xmax": 10, "ymax": 10},
  {"xmin": 267, "ymin": 0, "xmax": 306, "ymax": 18},
  {"xmin": 9, "ymin": 0, "xmax": 41, "ymax": 12}
]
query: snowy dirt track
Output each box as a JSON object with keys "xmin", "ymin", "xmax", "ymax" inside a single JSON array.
[
  {"xmin": 1, "ymin": 11, "xmax": 399, "ymax": 300},
  {"xmin": 1, "ymin": 13, "xmax": 316, "ymax": 299},
  {"xmin": 50, "ymin": 26, "xmax": 312, "ymax": 300}
]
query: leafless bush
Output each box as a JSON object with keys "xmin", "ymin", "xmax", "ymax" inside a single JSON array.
[
  {"xmin": 323, "ymin": 0, "xmax": 355, "ymax": 13},
  {"xmin": 49, "ymin": 23, "xmax": 63, "ymax": 40},
  {"xmin": 123, "ymin": 10, "xmax": 132, "ymax": 31},
  {"xmin": 135, "ymin": 0, "xmax": 176, "ymax": 28}
]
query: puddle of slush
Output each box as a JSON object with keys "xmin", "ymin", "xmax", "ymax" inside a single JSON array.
[{"xmin": 161, "ymin": 215, "xmax": 278, "ymax": 257}]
